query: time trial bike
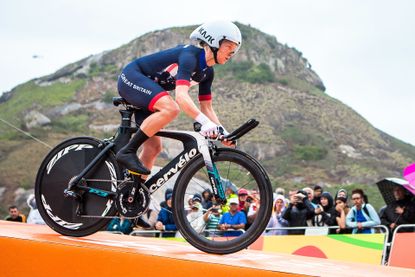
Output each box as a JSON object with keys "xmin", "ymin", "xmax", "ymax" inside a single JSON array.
[{"xmin": 35, "ymin": 97, "xmax": 273, "ymax": 254}]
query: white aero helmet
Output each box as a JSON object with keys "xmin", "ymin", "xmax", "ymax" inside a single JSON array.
[{"xmin": 190, "ymin": 21, "xmax": 242, "ymax": 53}]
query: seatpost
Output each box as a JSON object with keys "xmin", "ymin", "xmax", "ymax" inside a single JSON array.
[{"xmin": 113, "ymin": 109, "xmax": 135, "ymax": 153}]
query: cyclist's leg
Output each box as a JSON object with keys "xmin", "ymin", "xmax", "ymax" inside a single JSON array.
[
  {"xmin": 139, "ymin": 136, "xmax": 162, "ymax": 177},
  {"xmin": 116, "ymin": 65, "xmax": 178, "ymax": 175},
  {"xmin": 140, "ymin": 95, "xmax": 180, "ymax": 135}
]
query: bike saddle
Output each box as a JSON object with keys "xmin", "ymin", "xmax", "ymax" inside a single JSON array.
[{"xmin": 112, "ymin": 97, "xmax": 128, "ymax": 107}]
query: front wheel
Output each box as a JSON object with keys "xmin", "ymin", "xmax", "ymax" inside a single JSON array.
[
  {"xmin": 173, "ymin": 148, "xmax": 273, "ymax": 254},
  {"xmin": 35, "ymin": 137, "xmax": 122, "ymax": 237}
]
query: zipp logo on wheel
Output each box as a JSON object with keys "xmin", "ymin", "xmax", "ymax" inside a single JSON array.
[{"xmin": 46, "ymin": 144, "xmax": 93, "ymax": 174}]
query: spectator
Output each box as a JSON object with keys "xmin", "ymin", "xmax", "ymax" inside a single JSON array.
[
  {"xmin": 201, "ymin": 189, "xmax": 213, "ymax": 210},
  {"xmin": 313, "ymin": 192, "xmax": 337, "ymax": 230},
  {"xmin": 155, "ymin": 191, "xmax": 177, "ymax": 237},
  {"xmin": 187, "ymin": 201, "xmax": 205, "ymax": 233},
  {"xmin": 221, "ymin": 178, "xmax": 238, "ymax": 213},
  {"xmin": 275, "ymin": 187, "xmax": 285, "ymax": 197},
  {"xmin": 381, "ymin": 186, "xmax": 415, "ymax": 240},
  {"xmin": 335, "ymin": 196, "xmax": 352, "ymax": 234},
  {"xmin": 246, "ymin": 193, "xmax": 260, "ymax": 229},
  {"xmin": 312, "ymin": 185, "xmax": 323, "ymax": 205},
  {"xmin": 266, "ymin": 195, "xmax": 288, "ymax": 235},
  {"xmin": 282, "ymin": 190, "xmax": 315, "ymax": 235},
  {"xmin": 26, "ymin": 194, "xmax": 45, "ymax": 225},
  {"xmin": 237, "ymin": 188, "xmax": 249, "ymax": 211},
  {"xmin": 5, "ymin": 206, "xmax": 25, "ymax": 223},
  {"xmin": 219, "ymin": 198, "xmax": 246, "ymax": 237},
  {"xmin": 160, "ymin": 188, "xmax": 173, "ymax": 210},
  {"xmin": 107, "ymin": 216, "xmax": 133, "ymax": 234},
  {"xmin": 303, "ymin": 187, "xmax": 317, "ymax": 208},
  {"xmin": 203, "ymin": 205, "xmax": 222, "ymax": 236},
  {"xmin": 192, "ymin": 193, "xmax": 202, "ymax": 205},
  {"xmin": 185, "ymin": 195, "xmax": 194, "ymax": 215},
  {"xmin": 346, "ymin": 189, "xmax": 380, "ymax": 234},
  {"xmin": 336, "ymin": 189, "xmax": 348, "ymax": 201}
]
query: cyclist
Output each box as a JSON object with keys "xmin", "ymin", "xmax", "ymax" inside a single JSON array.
[{"xmin": 115, "ymin": 21, "xmax": 242, "ymax": 176}]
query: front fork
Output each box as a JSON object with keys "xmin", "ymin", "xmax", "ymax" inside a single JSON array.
[{"xmin": 199, "ymin": 141, "xmax": 227, "ymax": 205}]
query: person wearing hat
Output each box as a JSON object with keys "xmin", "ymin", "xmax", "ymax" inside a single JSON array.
[
  {"xmin": 155, "ymin": 191, "xmax": 177, "ymax": 237},
  {"xmin": 221, "ymin": 178, "xmax": 238, "ymax": 213},
  {"xmin": 237, "ymin": 188, "xmax": 249, "ymax": 211},
  {"xmin": 266, "ymin": 195, "xmax": 288, "ymax": 235},
  {"xmin": 312, "ymin": 192, "xmax": 337, "ymax": 231},
  {"xmin": 186, "ymin": 200, "xmax": 205, "ymax": 234},
  {"xmin": 218, "ymin": 198, "xmax": 246, "ymax": 237}
]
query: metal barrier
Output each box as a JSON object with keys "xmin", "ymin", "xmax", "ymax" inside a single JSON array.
[
  {"xmin": 105, "ymin": 231, "xmax": 125, "ymax": 235},
  {"xmin": 127, "ymin": 225, "xmax": 391, "ymax": 265},
  {"xmin": 129, "ymin": 229, "xmax": 177, "ymax": 237}
]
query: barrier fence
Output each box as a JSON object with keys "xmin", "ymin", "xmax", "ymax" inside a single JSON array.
[
  {"xmin": 107, "ymin": 224, "xmax": 415, "ymax": 268},
  {"xmin": 122, "ymin": 225, "xmax": 415, "ymax": 267}
]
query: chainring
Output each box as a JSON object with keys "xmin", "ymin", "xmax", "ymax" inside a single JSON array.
[{"xmin": 115, "ymin": 180, "xmax": 150, "ymax": 219}]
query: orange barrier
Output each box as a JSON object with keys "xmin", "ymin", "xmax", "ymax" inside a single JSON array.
[
  {"xmin": 389, "ymin": 232, "xmax": 415, "ymax": 269},
  {"xmin": 0, "ymin": 221, "xmax": 414, "ymax": 277}
]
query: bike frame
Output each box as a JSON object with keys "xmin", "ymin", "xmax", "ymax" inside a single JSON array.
[{"xmin": 67, "ymin": 107, "xmax": 227, "ymax": 204}]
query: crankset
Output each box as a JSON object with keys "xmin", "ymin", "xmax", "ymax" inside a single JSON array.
[{"xmin": 115, "ymin": 176, "xmax": 150, "ymax": 219}]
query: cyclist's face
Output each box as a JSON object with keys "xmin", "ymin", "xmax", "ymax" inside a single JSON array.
[{"xmin": 216, "ymin": 40, "xmax": 238, "ymax": 64}]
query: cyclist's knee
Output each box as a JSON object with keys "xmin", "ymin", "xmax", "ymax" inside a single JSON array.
[
  {"xmin": 154, "ymin": 96, "xmax": 180, "ymax": 118},
  {"xmin": 166, "ymin": 100, "xmax": 180, "ymax": 118}
]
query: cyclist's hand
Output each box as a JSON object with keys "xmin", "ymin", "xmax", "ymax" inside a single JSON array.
[
  {"xmin": 218, "ymin": 125, "xmax": 237, "ymax": 147},
  {"xmin": 196, "ymin": 113, "xmax": 219, "ymax": 138},
  {"xmin": 200, "ymin": 121, "xmax": 220, "ymax": 137},
  {"xmin": 221, "ymin": 139, "xmax": 236, "ymax": 147}
]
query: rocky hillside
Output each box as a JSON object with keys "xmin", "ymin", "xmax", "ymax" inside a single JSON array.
[{"xmin": 1, "ymin": 23, "xmax": 414, "ymax": 214}]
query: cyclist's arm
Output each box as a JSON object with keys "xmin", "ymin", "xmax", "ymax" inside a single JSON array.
[
  {"xmin": 200, "ymin": 100, "xmax": 221, "ymax": 125},
  {"xmin": 175, "ymin": 84, "xmax": 202, "ymax": 119}
]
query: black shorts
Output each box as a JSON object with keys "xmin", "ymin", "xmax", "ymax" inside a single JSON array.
[{"xmin": 117, "ymin": 63, "xmax": 169, "ymax": 113}]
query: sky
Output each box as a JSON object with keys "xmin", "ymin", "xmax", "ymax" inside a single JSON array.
[{"xmin": 1, "ymin": 0, "xmax": 415, "ymax": 145}]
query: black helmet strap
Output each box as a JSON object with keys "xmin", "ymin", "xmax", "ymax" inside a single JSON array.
[{"xmin": 210, "ymin": 46, "xmax": 219, "ymax": 64}]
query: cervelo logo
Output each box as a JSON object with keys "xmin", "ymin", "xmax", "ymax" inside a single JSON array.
[
  {"xmin": 198, "ymin": 27, "xmax": 215, "ymax": 44},
  {"xmin": 149, "ymin": 148, "xmax": 198, "ymax": 193},
  {"xmin": 46, "ymin": 144, "xmax": 93, "ymax": 174}
]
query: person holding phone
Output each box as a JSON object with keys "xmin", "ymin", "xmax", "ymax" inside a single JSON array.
[{"xmin": 282, "ymin": 190, "xmax": 315, "ymax": 235}]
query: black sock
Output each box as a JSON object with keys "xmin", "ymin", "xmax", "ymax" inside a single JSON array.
[{"xmin": 124, "ymin": 129, "xmax": 149, "ymax": 152}]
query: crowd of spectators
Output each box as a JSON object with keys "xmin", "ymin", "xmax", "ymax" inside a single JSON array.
[
  {"xmin": 4, "ymin": 185, "xmax": 415, "ymax": 241},
  {"xmin": 104, "ymin": 182, "xmax": 415, "ymax": 240},
  {"xmin": 264, "ymin": 185, "xmax": 415, "ymax": 238}
]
